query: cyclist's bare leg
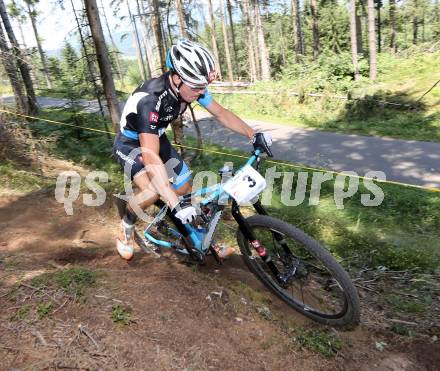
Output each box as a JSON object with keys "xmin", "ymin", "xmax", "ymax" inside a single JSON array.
[
  {"xmin": 117, "ymin": 172, "xmax": 192, "ymax": 260},
  {"xmin": 127, "ymin": 172, "xmax": 192, "ymax": 213}
]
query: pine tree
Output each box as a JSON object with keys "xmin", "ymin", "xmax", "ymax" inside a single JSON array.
[
  {"xmin": 0, "ymin": 21, "xmax": 27, "ymax": 113},
  {"xmin": 84, "ymin": 0, "xmax": 121, "ymax": 131},
  {"xmin": 24, "ymin": 0, "xmax": 52, "ymax": 89},
  {"xmin": 0, "ymin": 0, "xmax": 38, "ymax": 114}
]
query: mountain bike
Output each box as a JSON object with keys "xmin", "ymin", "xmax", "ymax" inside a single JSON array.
[{"xmin": 116, "ymin": 149, "xmax": 360, "ymax": 328}]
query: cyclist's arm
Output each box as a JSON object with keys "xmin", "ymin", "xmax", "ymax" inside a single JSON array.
[
  {"xmin": 133, "ymin": 96, "xmax": 180, "ymax": 209},
  {"xmin": 138, "ymin": 133, "xmax": 180, "ymax": 209},
  {"xmin": 204, "ymin": 99, "xmax": 255, "ymax": 139}
]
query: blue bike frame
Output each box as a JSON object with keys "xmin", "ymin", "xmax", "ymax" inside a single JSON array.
[{"xmin": 143, "ymin": 149, "xmax": 262, "ymax": 253}]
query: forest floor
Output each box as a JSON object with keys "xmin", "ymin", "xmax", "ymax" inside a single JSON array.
[{"xmin": 0, "ymin": 146, "xmax": 439, "ymax": 370}]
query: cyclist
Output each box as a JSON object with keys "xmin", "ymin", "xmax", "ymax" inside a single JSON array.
[{"xmin": 113, "ymin": 39, "xmax": 272, "ymax": 261}]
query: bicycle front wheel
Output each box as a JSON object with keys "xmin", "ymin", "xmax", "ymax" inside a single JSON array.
[{"xmin": 236, "ymin": 215, "xmax": 360, "ymax": 328}]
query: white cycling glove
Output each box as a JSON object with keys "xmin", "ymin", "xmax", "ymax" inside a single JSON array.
[{"xmin": 172, "ymin": 203, "xmax": 198, "ymax": 224}]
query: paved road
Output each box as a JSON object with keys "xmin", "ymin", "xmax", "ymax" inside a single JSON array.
[
  {"xmin": 188, "ymin": 111, "xmax": 440, "ymax": 189},
  {"xmin": 2, "ymin": 95, "xmax": 439, "ymax": 189}
]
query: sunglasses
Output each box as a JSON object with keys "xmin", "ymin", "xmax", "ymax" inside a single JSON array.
[{"xmin": 186, "ymin": 83, "xmax": 207, "ymax": 92}]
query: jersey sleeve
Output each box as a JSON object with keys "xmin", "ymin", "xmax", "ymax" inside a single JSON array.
[
  {"xmin": 197, "ymin": 88, "xmax": 213, "ymax": 108},
  {"xmin": 133, "ymin": 94, "xmax": 161, "ymax": 135}
]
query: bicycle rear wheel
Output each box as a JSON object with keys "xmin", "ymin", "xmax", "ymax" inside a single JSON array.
[{"xmin": 236, "ymin": 215, "xmax": 360, "ymax": 328}]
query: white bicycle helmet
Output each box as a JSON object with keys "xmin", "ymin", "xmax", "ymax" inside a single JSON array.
[{"xmin": 166, "ymin": 39, "xmax": 217, "ymax": 88}]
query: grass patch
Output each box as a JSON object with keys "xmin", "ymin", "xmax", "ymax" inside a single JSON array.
[
  {"xmin": 211, "ymin": 51, "xmax": 440, "ymax": 142},
  {"xmin": 228, "ymin": 281, "xmax": 272, "ymax": 305},
  {"xmin": 37, "ymin": 301, "xmax": 53, "ymax": 319},
  {"xmin": 11, "ymin": 304, "xmax": 31, "ymax": 321},
  {"xmin": 31, "ymin": 267, "xmax": 97, "ymax": 297},
  {"xmin": 388, "ymin": 295, "xmax": 428, "ymax": 314},
  {"xmin": 0, "ymin": 84, "xmax": 13, "ymax": 95},
  {"xmin": 111, "ymin": 304, "xmax": 133, "ymax": 325},
  {"xmin": 0, "ymin": 160, "xmax": 54, "ymax": 192},
  {"xmin": 30, "ymin": 108, "xmax": 124, "ymax": 193},
  {"xmin": 295, "ymin": 327, "xmax": 344, "ymax": 358},
  {"xmin": 390, "ymin": 324, "xmax": 416, "ymax": 337}
]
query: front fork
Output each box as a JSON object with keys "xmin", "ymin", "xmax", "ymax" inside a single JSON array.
[
  {"xmin": 232, "ymin": 200, "xmax": 286, "ymax": 285},
  {"xmin": 253, "ymin": 200, "xmax": 292, "ymax": 258}
]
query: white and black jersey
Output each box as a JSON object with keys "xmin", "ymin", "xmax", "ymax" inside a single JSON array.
[{"xmin": 119, "ymin": 72, "xmax": 213, "ymax": 140}]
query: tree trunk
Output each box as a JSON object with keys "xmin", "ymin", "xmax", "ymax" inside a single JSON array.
[
  {"xmin": 291, "ymin": 0, "xmax": 304, "ymax": 57},
  {"xmin": 310, "ymin": 0, "xmax": 321, "ymax": 60},
  {"xmin": 389, "ymin": 0, "xmax": 397, "ymax": 52},
  {"xmin": 175, "ymin": 0, "xmax": 188, "ymax": 38},
  {"xmin": 241, "ymin": 0, "xmax": 257, "ymax": 82},
  {"xmin": 135, "ymin": 0, "xmax": 152, "ymax": 79},
  {"xmin": 171, "ymin": 117, "xmax": 185, "ymax": 158},
  {"xmin": 160, "ymin": 15, "xmax": 169, "ymax": 51},
  {"xmin": 226, "ymin": 0, "xmax": 238, "ymax": 76},
  {"xmin": 246, "ymin": 0, "xmax": 260, "ymax": 78},
  {"xmin": 413, "ymin": 0, "xmax": 418, "ymax": 44},
  {"xmin": 100, "ymin": 0, "xmax": 125, "ymax": 87},
  {"xmin": 15, "ymin": 15, "xmax": 38, "ymax": 87},
  {"xmin": 220, "ymin": 0, "xmax": 234, "ymax": 81},
  {"xmin": 126, "ymin": 0, "xmax": 146, "ymax": 80},
  {"xmin": 376, "ymin": 0, "xmax": 381, "ymax": 53},
  {"xmin": 361, "ymin": 0, "xmax": 368, "ymax": 54},
  {"xmin": 0, "ymin": 0, "xmax": 38, "ymax": 114},
  {"xmin": 355, "ymin": 9, "xmax": 363, "ymax": 54},
  {"xmin": 254, "ymin": 0, "xmax": 270, "ymax": 80},
  {"xmin": 166, "ymin": 0, "xmax": 174, "ymax": 46},
  {"xmin": 84, "ymin": 0, "xmax": 121, "ymax": 132},
  {"xmin": 0, "ymin": 22, "xmax": 27, "ymax": 113},
  {"xmin": 367, "ymin": 0, "xmax": 377, "ymax": 80},
  {"xmin": 152, "ymin": 0, "xmax": 166, "ymax": 73},
  {"xmin": 26, "ymin": 1, "xmax": 52, "ymax": 89},
  {"xmin": 207, "ymin": 0, "xmax": 222, "ymax": 80},
  {"xmin": 71, "ymin": 0, "xmax": 105, "ymax": 120},
  {"xmin": 139, "ymin": 0, "xmax": 155, "ymax": 77},
  {"xmin": 350, "ymin": 0, "xmax": 360, "ymax": 80}
]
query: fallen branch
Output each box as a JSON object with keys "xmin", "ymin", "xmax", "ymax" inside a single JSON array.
[
  {"xmin": 52, "ymin": 298, "xmax": 69, "ymax": 314},
  {"xmin": 388, "ymin": 318, "xmax": 418, "ymax": 326},
  {"xmin": 391, "ymin": 291, "xmax": 419, "ymax": 299},
  {"xmin": 20, "ymin": 282, "xmax": 61, "ymax": 305},
  {"xmin": 354, "ymin": 283, "xmax": 378, "ymax": 293},
  {"xmin": 79, "ymin": 324, "xmax": 100, "ymax": 351},
  {"xmin": 31, "ymin": 329, "xmax": 48, "ymax": 347},
  {"xmin": 416, "ymin": 78, "xmax": 440, "ymax": 104}
]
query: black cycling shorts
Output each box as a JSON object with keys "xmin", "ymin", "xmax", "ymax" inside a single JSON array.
[{"xmin": 112, "ymin": 133, "xmax": 191, "ymax": 190}]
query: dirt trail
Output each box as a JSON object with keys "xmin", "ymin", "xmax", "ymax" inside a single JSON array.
[{"xmin": 0, "ymin": 162, "xmax": 438, "ymax": 370}]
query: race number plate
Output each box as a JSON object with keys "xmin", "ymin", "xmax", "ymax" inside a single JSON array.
[{"xmin": 223, "ymin": 165, "xmax": 266, "ymax": 203}]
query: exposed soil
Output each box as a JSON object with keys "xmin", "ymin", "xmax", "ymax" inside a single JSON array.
[{"xmin": 0, "ymin": 160, "xmax": 438, "ymax": 370}]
